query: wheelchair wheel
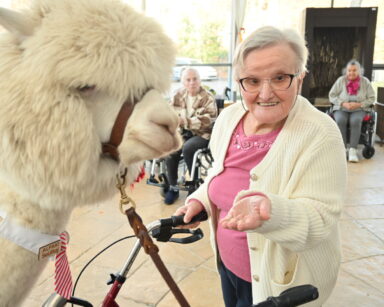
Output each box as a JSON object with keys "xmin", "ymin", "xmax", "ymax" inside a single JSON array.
[{"xmin": 362, "ymin": 146, "xmax": 375, "ymax": 159}]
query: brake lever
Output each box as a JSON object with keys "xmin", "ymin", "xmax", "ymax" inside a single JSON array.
[
  {"xmin": 152, "ymin": 227, "xmax": 204, "ymax": 244},
  {"xmin": 169, "ymin": 228, "xmax": 204, "ymax": 244}
]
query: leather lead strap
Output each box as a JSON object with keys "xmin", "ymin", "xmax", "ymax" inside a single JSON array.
[
  {"xmin": 126, "ymin": 208, "xmax": 190, "ymax": 307},
  {"xmin": 102, "ymin": 100, "xmax": 135, "ymax": 162},
  {"xmin": 149, "ymin": 252, "xmax": 190, "ymax": 307}
]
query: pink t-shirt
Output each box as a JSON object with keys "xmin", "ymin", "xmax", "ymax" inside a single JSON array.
[{"xmin": 208, "ymin": 118, "xmax": 281, "ymax": 282}]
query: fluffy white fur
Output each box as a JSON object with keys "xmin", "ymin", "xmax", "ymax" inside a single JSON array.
[{"xmin": 0, "ymin": 0, "xmax": 181, "ymax": 305}]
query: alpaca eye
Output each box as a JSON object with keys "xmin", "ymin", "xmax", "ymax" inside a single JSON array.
[
  {"xmin": 76, "ymin": 85, "xmax": 96, "ymax": 97},
  {"xmin": 77, "ymin": 85, "xmax": 96, "ymax": 93}
]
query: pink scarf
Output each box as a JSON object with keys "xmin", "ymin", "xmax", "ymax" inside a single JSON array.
[{"xmin": 346, "ymin": 76, "xmax": 360, "ymax": 95}]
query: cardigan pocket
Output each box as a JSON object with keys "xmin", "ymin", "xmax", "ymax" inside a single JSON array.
[{"xmin": 269, "ymin": 252, "xmax": 311, "ymax": 296}]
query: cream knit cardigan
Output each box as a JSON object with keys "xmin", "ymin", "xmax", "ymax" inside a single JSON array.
[{"xmin": 188, "ymin": 95, "xmax": 347, "ymax": 306}]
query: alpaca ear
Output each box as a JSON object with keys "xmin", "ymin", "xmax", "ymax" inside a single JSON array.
[{"xmin": 0, "ymin": 7, "xmax": 37, "ymax": 43}]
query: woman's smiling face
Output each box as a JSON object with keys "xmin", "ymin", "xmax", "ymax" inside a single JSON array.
[{"xmin": 238, "ymin": 43, "xmax": 303, "ymax": 129}]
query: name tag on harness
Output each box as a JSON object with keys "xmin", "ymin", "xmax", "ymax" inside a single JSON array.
[{"xmin": 38, "ymin": 240, "xmax": 61, "ymax": 260}]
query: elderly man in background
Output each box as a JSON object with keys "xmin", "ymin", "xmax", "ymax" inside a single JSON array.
[{"xmin": 163, "ymin": 67, "xmax": 218, "ymax": 205}]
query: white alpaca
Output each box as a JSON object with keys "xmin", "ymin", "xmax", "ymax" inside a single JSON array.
[{"xmin": 0, "ymin": 0, "xmax": 181, "ymax": 306}]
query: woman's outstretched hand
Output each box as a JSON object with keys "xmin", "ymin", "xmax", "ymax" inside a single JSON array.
[{"xmin": 220, "ymin": 195, "xmax": 271, "ymax": 231}]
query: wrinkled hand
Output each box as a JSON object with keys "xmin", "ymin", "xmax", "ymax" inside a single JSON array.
[
  {"xmin": 174, "ymin": 200, "xmax": 205, "ymax": 229},
  {"xmin": 342, "ymin": 102, "xmax": 352, "ymax": 110},
  {"xmin": 349, "ymin": 102, "xmax": 362, "ymax": 110},
  {"xmin": 343, "ymin": 102, "xmax": 362, "ymax": 111},
  {"xmin": 220, "ymin": 195, "xmax": 271, "ymax": 231}
]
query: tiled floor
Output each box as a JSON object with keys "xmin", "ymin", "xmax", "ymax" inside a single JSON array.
[{"xmin": 23, "ymin": 143, "xmax": 384, "ymax": 307}]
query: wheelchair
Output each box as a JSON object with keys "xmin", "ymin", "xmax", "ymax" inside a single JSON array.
[
  {"xmin": 146, "ymin": 146, "xmax": 214, "ymax": 194},
  {"xmin": 328, "ymin": 105, "xmax": 377, "ymax": 159},
  {"xmin": 359, "ymin": 109, "xmax": 377, "ymax": 158}
]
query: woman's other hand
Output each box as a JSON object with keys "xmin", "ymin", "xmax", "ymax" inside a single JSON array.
[
  {"xmin": 220, "ymin": 195, "xmax": 271, "ymax": 231},
  {"xmin": 342, "ymin": 102, "xmax": 351, "ymax": 110},
  {"xmin": 174, "ymin": 200, "xmax": 205, "ymax": 229},
  {"xmin": 349, "ymin": 102, "xmax": 362, "ymax": 110}
]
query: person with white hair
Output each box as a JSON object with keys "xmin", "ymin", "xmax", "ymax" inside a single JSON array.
[
  {"xmin": 329, "ymin": 60, "xmax": 376, "ymax": 162},
  {"xmin": 163, "ymin": 67, "xmax": 218, "ymax": 204},
  {"xmin": 175, "ymin": 26, "xmax": 347, "ymax": 306}
]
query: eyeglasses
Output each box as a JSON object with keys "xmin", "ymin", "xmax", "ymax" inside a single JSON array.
[{"xmin": 239, "ymin": 73, "xmax": 299, "ymax": 93}]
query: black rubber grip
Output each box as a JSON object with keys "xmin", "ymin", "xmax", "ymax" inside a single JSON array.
[
  {"xmin": 279, "ymin": 284, "xmax": 318, "ymax": 306},
  {"xmin": 160, "ymin": 211, "xmax": 208, "ymax": 227},
  {"xmin": 253, "ymin": 285, "xmax": 319, "ymax": 307}
]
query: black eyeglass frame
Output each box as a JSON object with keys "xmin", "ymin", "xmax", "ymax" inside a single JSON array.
[{"xmin": 238, "ymin": 73, "xmax": 300, "ymax": 93}]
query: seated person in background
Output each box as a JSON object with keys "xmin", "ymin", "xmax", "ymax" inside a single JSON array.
[
  {"xmin": 329, "ymin": 60, "xmax": 376, "ymax": 162},
  {"xmin": 163, "ymin": 67, "xmax": 218, "ymax": 205}
]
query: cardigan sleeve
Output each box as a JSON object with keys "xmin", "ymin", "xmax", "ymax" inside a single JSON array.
[
  {"xmin": 328, "ymin": 77, "xmax": 344, "ymax": 109},
  {"xmin": 240, "ymin": 132, "xmax": 347, "ymax": 252},
  {"xmin": 360, "ymin": 77, "xmax": 376, "ymax": 109}
]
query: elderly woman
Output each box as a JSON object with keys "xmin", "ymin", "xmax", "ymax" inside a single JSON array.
[
  {"xmin": 175, "ymin": 26, "xmax": 347, "ymax": 307},
  {"xmin": 329, "ymin": 60, "xmax": 376, "ymax": 162},
  {"xmin": 163, "ymin": 68, "xmax": 218, "ymax": 204}
]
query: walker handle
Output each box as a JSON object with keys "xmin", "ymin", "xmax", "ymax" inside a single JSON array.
[
  {"xmin": 253, "ymin": 284, "xmax": 319, "ymax": 307},
  {"xmin": 160, "ymin": 211, "xmax": 208, "ymax": 227}
]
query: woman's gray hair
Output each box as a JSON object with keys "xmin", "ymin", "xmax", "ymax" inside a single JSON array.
[
  {"xmin": 343, "ymin": 59, "xmax": 364, "ymax": 76},
  {"xmin": 233, "ymin": 26, "xmax": 308, "ymax": 79}
]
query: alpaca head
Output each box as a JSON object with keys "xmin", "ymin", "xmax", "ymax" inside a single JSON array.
[{"xmin": 0, "ymin": 0, "xmax": 181, "ymax": 209}]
